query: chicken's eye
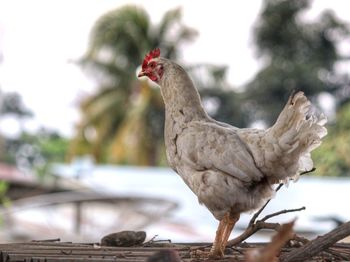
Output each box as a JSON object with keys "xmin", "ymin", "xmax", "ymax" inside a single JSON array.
[{"xmin": 149, "ymin": 62, "xmax": 156, "ymax": 68}]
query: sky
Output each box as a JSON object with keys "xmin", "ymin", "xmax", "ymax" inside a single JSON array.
[{"xmin": 0, "ymin": 0, "xmax": 349, "ymax": 138}]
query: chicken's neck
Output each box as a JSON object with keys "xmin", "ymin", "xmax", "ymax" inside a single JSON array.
[{"xmin": 159, "ymin": 62, "xmax": 208, "ymax": 125}]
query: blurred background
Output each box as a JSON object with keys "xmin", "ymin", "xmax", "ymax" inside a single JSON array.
[{"xmin": 0, "ymin": 0, "xmax": 349, "ymax": 244}]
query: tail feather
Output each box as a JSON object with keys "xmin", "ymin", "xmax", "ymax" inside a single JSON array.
[{"xmin": 265, "ymin": 91, "xmax": 327, "ymax": 181}]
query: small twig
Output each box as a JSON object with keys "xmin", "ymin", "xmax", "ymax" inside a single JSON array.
[
  {"xmin": 300, "ymin": 167, "xmax": 316, "ymax": 176},
  {"xmin": 228, "ymin": 221, "xmax": 281, "ymax": 246},
  {"xmin": 228, "ymin": 207, "xmax": 305, "ymax": 247},
  {"xmin": 281, "ymin": 221, "xmax": 350, "ymax": 262},
  {"xmin": 248, "ymin": 200, "xmax": 271, "ymax": 227},
  {"xmin": 143, "ymin": 235, "xmax": 158, "ymax": 246},
  {"xmin": 248, "ymin": 168, "xmax": 315, "ymax": 227},
  {"xmin": 229, "ymin": 168, "xmax": 315, "ymax": 248},
  {"xmin": 325, "ymin": 248, "xmax": 350, "ymax": 261},
  {"xmin": 290, "ymin": 234, "xmax": 309, "ymax": 245},
  {"xmin": 32, "ymin": 238, "xmax": 61, "ymax": 242},
  {"xmin": 260, "ymin": 207, "xmax": 306, "ymax": 222},
  {"xmin": 275, "ymin": 183, "xmax": 284, "ymax": 192},
  {"xmin": 229, "ymin": 205, "xmax": 306, "ymax": 247},
  {"xmin": 143, "ymin": 235, "xmax": 172, "ymax": 247},
  {"xmin": 249, "ymin": 183, "xmax": 284, "ymax": 227}
]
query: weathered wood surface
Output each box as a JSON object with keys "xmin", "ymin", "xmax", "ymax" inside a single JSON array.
[{"xmin": 0, "ymin": 240, "xmax": 350, "ymax": 262}]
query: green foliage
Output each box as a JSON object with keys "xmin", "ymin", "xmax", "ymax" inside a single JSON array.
[
  {"xmin": 245, "ymin": 0, "xmax": 350, "ymax": 125},
  {"xmin": 190, "ymin": 64, "xmax": 248, "ymax": 127},
  {"xmin": 248, "ymin": 0, "xmax": 350, "ymax": 176},
  {"xmin": 313, "ymin": 103, "xmax": 350, "ymax": 176},
  {"xmin": 0, "ymin": 91, "xmax": 33, "ymax": 163},
  {"xmin": 0, "ymin": 181, "xmax": 10, "ymax": 208},
  {"xmin": 0, "ymin": 92, "xmax": 33, "ymax": 117},
  {"xmin": 0, "ymin": 129, "xmax": 69, "ymax": 178},
  {"xmin": 38, "ymin": 132, "xmax": 69, "ymax": 163}
]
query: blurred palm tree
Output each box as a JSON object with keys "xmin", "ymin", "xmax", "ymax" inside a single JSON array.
[{"xmin": 69, "ymin": 5, "xmax": 197, "ymax": 165}]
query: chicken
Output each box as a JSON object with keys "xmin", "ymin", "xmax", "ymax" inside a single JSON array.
[{"xmin": 138, "ymin": 48, "xmax": 327, "ymax": 258}]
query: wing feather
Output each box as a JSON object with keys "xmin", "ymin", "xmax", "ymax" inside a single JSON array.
[{"xmin": 177, "ymin": 122, "xmax": 264, "ymax": 183}]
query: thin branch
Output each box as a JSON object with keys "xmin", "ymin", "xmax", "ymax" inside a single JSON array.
[
  {"xmin": 275, "ymin": 183, "xmax": 284, "ymax": 192},
  {"xmin": 32, "ymin": 238, "xmax": 61, "ymax": 242},
  {"xmin": 228, "ymin": 221, "xmax": 281, "ymax": 246},
  {"xmin": 229, "ymin": 205, "xmax": 306, "ymax": 246},
  {"xmin": 248, "ymin": 183, "xmax": 284, "ymax": 227},
  {"xmin": 291, "ymin": 235, "xmax": 309, "ymax": 245},
  {"xmin": 325, "ymin": 248, "xmax": 350, "ymax": 261},
  {"xmin": 281, "ymin": 221, "xmax": 350, "ymax": 262},
  {"xmin": 228, "ymin": 207, "xmax": 305, "ymax": 247},
  {"xmin": 248, "ymin": 200, "xmax": 271, "ymax": 227},
  {"xmin": 229, "ymin": 168, "xmax": 316, "ymax": 248},
  {"xmin": 143, "ymin": 235, "xmax": 158, "ymax": 246},
  {"xmin": 249, "ymin": 167, "xmax": 315, "ymax": 227},
  {"xmin": 300, "ymin": 167, "xmax": 316, "ymax": 176},
  {"xmin": 261, "ymin": 207, "xmax": 306, "ymax": 222}
]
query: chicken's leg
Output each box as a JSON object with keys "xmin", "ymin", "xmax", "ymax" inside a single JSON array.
[
  {"xmin": 210, "ymin": 217, "xmax": 226, "ymax": 258},
  {"xmin": 209, "ymin": 211, "xmax": 240, "ymax": 258}
]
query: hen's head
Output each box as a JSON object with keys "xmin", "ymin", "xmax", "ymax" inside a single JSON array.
[{"xmin": 138, "ymin": 48, "xmax": 164, "ymax": 83}]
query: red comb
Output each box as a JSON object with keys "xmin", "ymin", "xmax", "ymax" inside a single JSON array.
[{"xmin": 142, "ymin": 48, "xmax": 161, "ymax": 70}]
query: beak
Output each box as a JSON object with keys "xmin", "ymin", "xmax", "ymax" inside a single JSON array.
[{"xmin": 138, "ymin": 71, "xmax": 147, "ymax": 78}]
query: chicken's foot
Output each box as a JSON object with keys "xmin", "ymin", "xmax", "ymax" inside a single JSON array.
[{"xmin": 209, "ymin": 211, "xmax": 240, "ymax": 259}]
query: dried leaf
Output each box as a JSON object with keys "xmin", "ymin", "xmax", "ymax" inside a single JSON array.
[{"xmin": 246, "ymin": 220, "xmax": 295, "ymax": 262}]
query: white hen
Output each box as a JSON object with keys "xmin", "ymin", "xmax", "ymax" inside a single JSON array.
[{"xmin": 138, "ymin": 48, "xmax": 327, "ymax": 258}]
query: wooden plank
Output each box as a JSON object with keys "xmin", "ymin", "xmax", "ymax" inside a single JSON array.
[
  {"xmin": 7, "ymin": 255, "xmax": 128, "ymax": 262},
  {"xmin": 0, "ymin": 245, "xmax": 188, "ymax": 253},
  {"xmin": 0, "ymin": 241, "xmax": 350, "ymax": 262},
  {"xmin": 2, "ymin": 253, "xmax": 140, "ymax": 262},
  {"xmin": 45, "ymin": 259, "xmax": 144, "ymax": 262}
]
